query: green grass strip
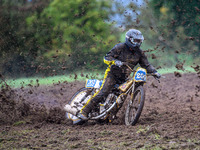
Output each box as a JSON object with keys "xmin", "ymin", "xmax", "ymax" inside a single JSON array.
[
  {"xmin": 0, "ymin": 66, "xmax": 195, "ymax": 89},
  {"xmin": 157, "ymin": 66, "xmax": 195, "ymax": 74},
  {"xmin": 1, "ymin": 71, "xmax": 105, "ymax": 88}
]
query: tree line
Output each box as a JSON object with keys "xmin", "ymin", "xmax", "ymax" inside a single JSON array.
[{"xmin": 0, "ymin": 0, "xmax": 199, "ymax": 78}]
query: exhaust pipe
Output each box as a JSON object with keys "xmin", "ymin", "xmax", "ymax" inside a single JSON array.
[{"xmin": 64, "ymin": 104, "xmax": 79, "ymax": 116}]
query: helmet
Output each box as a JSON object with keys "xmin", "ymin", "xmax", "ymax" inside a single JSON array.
[{"xmin": 125, "ymin": 29, "xmax": 144, "ymax": 49}]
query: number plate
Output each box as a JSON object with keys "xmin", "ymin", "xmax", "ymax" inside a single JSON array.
[
  {"xmin": 133, "ymin": 67, "xmax": 147, "ymax": 82},
  {"xmin": 85, "ymin": 79, "xmax": 103, "ymax": 88}
]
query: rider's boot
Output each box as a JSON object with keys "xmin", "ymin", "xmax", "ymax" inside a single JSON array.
[{"xmin": 77, "ymin": 100, "xmax": 96, "ymax": 120}]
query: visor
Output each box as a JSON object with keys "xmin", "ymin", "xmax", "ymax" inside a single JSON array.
[
  {"xmin": 130, "ymin": 38, "xmax": 142, "ymax": 47},
  {"xmin": 130, "ymin": 38, "xmax": 142, "ymax": 44}
]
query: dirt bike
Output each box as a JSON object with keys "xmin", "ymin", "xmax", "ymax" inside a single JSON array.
[{"xmin": 64, "ymin": 64, "xmax": 161, "ymax": 125}]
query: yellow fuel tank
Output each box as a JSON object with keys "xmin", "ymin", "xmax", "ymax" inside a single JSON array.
[{"xmin": 119, "ymin": 80, "xmax": 133, "ymax": 92}]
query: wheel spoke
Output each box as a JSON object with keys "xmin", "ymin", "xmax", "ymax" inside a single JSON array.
[{"xmin": 125, "ymin": 86, "xmax": 145, "ymax": 126}]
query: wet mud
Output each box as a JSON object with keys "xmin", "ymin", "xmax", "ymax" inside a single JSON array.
[{"xmin": 0, "ymin": 73, "xmax": 200, "ymax": 149}]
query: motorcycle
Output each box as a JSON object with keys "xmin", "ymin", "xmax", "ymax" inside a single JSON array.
[{"xmin": 64, "ymin": 64, "xmax": 161, "ymax": 125}]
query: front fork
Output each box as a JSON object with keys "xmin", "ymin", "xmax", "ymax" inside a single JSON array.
[{"xmin": 130, "ymin": 82, "xmax": 145, "ymax": 99}]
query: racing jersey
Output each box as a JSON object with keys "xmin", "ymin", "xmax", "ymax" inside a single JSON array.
[{"xmin": 104, "ymin": 43, "xmax": 157, "ymax": 81}]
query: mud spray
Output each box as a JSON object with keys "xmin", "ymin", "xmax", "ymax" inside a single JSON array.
[
  {"xmin": 1, "ymin": 70, "xmax": 199, "ymax": 126},
  {"xmin": 0, "ymin": 75, "xmax": 66, "ymax": 125}
]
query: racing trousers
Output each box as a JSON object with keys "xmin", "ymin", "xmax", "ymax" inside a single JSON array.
[{"xmin": 80, "ymin": 67, "xmax": 124, "ymax": 117}]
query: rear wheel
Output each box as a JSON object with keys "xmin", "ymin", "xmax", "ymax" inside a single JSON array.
[
  {"xmin": 125, "ymin": 85, "xmax": 145, "ymax": 126},
  {"xmin": 66, "ymin": 88, "xmax": 92, "ymax": 125},
  {"xmin": 96, "ymin": 93, "xmax": 118, "ymax": 124}
]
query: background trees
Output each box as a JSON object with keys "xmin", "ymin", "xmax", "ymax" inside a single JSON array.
[
  {"xmin": 27, "ymin": 0, "xmax": 119, "ymax": 75},
  {"xmin": 0, "ymin": 0, "xmax": 50, "ymax": 77},
  {"xmin": 0, "ymin": 0, "xmax": 199, "ymax": 78},
  {"xmin": 123, "ymin": 0, "xmax": 199, "ymax": 67},
  {"xmin": 0, "ymin": 0, "xmax": 119, "ymax": 77}
]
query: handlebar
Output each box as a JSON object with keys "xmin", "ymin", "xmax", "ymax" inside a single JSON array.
[
  {"xmin": 124, "ymin": 63, "xmax": 134, "ymax": 72},
  {"xmin": 122, "ymin": 63, "xmax": 164, "ymax": 83}
]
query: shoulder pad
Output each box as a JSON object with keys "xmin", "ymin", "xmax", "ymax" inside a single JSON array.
[{"xmin": 115, "ymin": 43, "xmax": 126, "ymax": 49}]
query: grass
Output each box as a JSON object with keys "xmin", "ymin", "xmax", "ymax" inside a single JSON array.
[
  {"xmin": 0, "ymin": 66, "xmax": 196, "ymax": 89},
  {"xmin": 157, "ymin": 66, "xmax": 195, "ymax": 74},
  {"xmin": 1, "ymin": 71, "xmax": 105, "ymax": 88}
]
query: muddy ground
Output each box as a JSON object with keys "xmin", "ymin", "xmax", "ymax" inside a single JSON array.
[{"xmin": 0, "ymin": 73, "xmax": 200, "ymax": 149}]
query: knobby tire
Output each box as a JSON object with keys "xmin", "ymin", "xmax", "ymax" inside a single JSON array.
[{"xmin": 125, "ymin": 85, "xmax": 145, "ymax": 126}]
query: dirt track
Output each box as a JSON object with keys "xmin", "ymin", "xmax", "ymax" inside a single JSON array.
[{"xmin": 0, "ymin": 73, "xmax": 200, "ymax": 149}]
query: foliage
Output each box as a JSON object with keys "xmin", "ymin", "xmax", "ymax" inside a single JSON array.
[
  {"xmin": 122, "ymin": 0, "xmax": 199, "ymax": 68},
  {"xmin": 0, "ymin": 0, "xmax": 199, "ymax": 78},
  {"xmin": 27, "ymin": 0, "xmax": 120, "ymax": 75},
  {"xmin": 149, "ymin": 0, "xmax": 200, "ymax": 52},
  {"xmin": 0, "ymin": 0, "xmax": 119, "ymax": 78},
  {"xmin": 0, "ymin": 0, "xmax": 50, "ymax": 77}
]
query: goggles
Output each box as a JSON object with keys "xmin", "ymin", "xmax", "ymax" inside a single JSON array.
[{"xmin": 130, "ymin": 38, "xmax": 142, "ymax": 44}]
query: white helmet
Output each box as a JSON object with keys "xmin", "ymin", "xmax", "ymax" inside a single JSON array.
[{"xmin": 125, "ymin": 29, "xmax": 144, "ymax": 49}]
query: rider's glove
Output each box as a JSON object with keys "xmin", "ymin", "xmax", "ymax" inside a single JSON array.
[
  {"xmin": 115, "ymin": 60, "xmax": 123, "ymax": 67},
  {"xmin": 153, "ymin": 72, "xmax": 161, "ymax": 79}
]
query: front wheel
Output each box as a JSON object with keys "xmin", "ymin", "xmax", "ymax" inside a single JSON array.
[{"xmin": 125, "ymin": 85, "xmax": 145, "ymax": 126}]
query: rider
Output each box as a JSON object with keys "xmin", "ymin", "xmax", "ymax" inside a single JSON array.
[{"xmin": 78, "ymin": 29, "xmax": 161, "ymax": 120}]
